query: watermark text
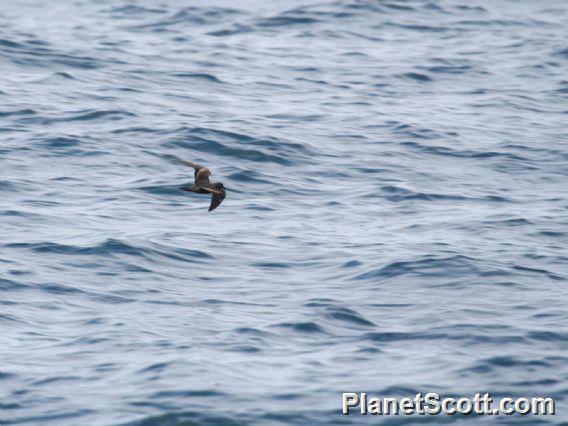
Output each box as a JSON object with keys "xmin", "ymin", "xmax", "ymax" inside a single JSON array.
[{"xmin": 342, "ymin": 392, "xmax": 555, "ymax": 416}]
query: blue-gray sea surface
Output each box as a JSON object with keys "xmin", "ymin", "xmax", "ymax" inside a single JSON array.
[{"xmin": 1, "ymin": 0, "xmax": 567, "ymax": 425}]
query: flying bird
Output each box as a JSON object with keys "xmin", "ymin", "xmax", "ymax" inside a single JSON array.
[{"xmin": 179, "ymin": 160, "xmax": 226, "ymax": 211}]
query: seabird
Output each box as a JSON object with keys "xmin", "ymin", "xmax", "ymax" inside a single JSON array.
[{"xmin": 179, "ymin": 160, "xmax": 226, "ymax": 211}]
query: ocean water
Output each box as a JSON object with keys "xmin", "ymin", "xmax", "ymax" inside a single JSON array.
[{"xmin": 1, "ymin": 0, "xmax": 567, "ymax": 424}]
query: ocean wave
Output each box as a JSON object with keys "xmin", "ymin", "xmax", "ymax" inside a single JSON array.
[
  {"xmin": 353, "ymin": 255, "xmax": 510, "ymax": 281},
  {"xmin": 4, "ymin": 239, "xmax": 213, "ymax": 263},
  {"xmin": 374, "ymin": 185, "xmax": 509, "ymax": 203},
  {"xmin": 130, "ymin": 6, "xmax": 242, "ymax": 30},
  {"xmin": 169, "ymin": 72, "xmax": 223, "ymax": 83},
  {"xmin": 1, "ymin": 38, "xmax": 102, "ymax": 69},
  {"xmin": 163, "ymin": 126, "xmax": 315, "ymax": 165}
]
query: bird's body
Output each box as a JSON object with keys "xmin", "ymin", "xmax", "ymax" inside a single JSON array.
[{"xmin": 179, "ymin": 160, "xmax": 226, "ymax": 211}]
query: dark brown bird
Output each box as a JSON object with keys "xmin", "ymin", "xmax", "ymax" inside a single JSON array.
[{"xmin": 179, "ymin": 160, "xmax": 226, "ymax": 211}]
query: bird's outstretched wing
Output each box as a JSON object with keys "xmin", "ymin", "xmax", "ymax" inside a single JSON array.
[
  {"xmin": 195, "ymin": 168, "xmax": 212, "ymax": 188},
  {"xmin": 203, "ymin": 187, "xmax": 226, "ymax": 211},
  {"xmin": 179, "ymin": 160, "xmax": 208, "ymax": 179},
  {"xmin": 179, "ymin": 160, "xmax": 212, "ymax": 187}
]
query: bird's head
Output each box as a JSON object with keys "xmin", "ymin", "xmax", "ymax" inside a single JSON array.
[{"xmin": 214, "ymin": 182, "xmax": 225, "ymax": 190}]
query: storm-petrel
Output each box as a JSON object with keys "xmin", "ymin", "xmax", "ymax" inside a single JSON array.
[{"xmin": 179, "ymin": 160, "xmax": 226, "ymax": 211}]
